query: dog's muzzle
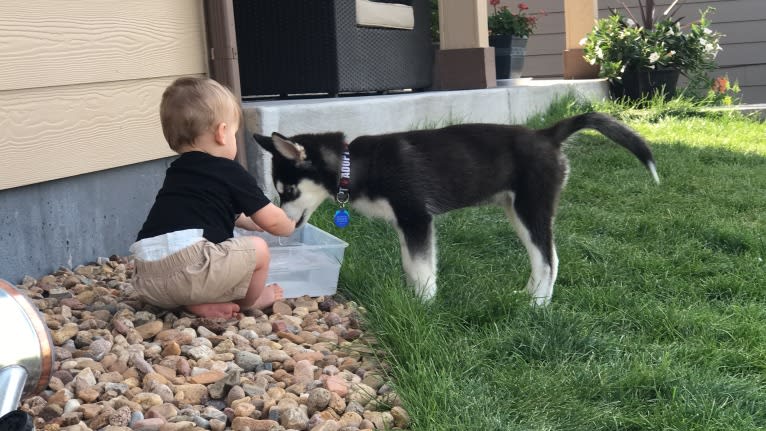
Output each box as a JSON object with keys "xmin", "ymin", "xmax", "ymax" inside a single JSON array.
[{"xmin": 295, "ymin": 212, "xmax": 307, "ymax": 229}]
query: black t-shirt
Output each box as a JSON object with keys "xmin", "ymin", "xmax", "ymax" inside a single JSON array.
[{"xmin": 136, "ymin": 151, "xmax": 271, "ymax": 244}]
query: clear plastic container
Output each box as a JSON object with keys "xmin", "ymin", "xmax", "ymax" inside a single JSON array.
[{"xmin": 234, "ymin": 224, "xmax": 348, "ymax": 298}]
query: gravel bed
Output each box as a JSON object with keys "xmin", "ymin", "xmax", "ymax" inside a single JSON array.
[{"xmin": 16, "ymin": 256, "xmax": 409, "ymax": 431}]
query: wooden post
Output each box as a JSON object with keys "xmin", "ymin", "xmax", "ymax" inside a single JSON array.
[
  {"xmin": 203, "ymin": 0, "xmax": 248, "ymax": 168},
  {"xmin": 563, "ymin": 0, "xmax": 600, "ymax": 79},
  {"xmin": 433, "ymin": 0, "xmax": 495, "ymax": 90},
  {"xmin": 438, "ymin": 0, "xmax": 489, "ymax": 49}
]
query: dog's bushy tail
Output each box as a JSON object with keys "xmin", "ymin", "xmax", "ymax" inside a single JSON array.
[{"xmin": 541, "ymin": 112, "xmax": 660, "ymax": 184}]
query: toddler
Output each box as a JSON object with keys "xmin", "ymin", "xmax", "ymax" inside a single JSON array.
[{"xmin": 130, "ymin": 77, "xmax": 295, "ymax": 318}]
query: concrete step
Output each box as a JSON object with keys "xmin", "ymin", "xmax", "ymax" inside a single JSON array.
[{"xmin": 242, "ymin": 79, "xmax": 609, "ymax": 140}]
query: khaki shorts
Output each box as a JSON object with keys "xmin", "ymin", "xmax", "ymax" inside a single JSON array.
[{"xmin": 132, "ymin": 237, "xmax": 257, "ymax": 309}]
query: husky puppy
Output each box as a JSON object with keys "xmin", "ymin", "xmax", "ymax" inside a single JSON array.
[{"xmin": 254, "ymin": 113, "xmax": 659, "ymax": 305}]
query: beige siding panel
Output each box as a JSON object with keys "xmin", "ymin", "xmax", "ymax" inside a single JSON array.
[
  {"xmin": 740, "ymin": 86, "xmax": 766, "ymax": 104},
  {"xmin": 718, "ymin": 42, "xmax": 766, "ymax": 67},
  {"xmin": 526, "ymin": 59, "xmax": 565, "ymax": 78},
  {"xmin": 718, "ymin": 64, "xmax": 766, "ymax": 103},
  {"xmin": 532, "ymin": 12, "xmax": 566, "ymax": 36},
  {"xmin": 0, "ymin": 78, "xmax": 180, "ymax": 190},
  {"xmin": 523, "ymin": 54, "xmax": 563, "ymax": 78},
  {"xmin": 0, "ymin": 0, "xmax": 206, "ymax": 92},
  {"xmin": 493, "ymin": 0, "xmax": 562, "ymax": 14},
  {"xmin": 715, "ymin": 21, "xmax": 766, "ymax": 45},
  {"xmin": 527, "ymin": 33, "xmax": 565, "ymax": 56},
  {"xmin": 721, "ymin": 64, "xmax": 766, "ymax": 87}
]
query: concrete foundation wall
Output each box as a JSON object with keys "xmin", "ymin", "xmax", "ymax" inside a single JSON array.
[{"xmin": 0, "ymin": 157, "xmax": 174, "ymax": 284}]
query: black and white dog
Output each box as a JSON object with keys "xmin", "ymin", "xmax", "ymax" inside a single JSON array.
[{"xmin": 254, "ymin": 113, "xmax": 659, "ymax": 305}]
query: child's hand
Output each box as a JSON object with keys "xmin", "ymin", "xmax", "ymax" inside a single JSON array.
[
  {"xmin": 250, "ymin": 203, "xmax": 296, "ymax": 237},
  {"xmin": 235, "ymin": 213, "xmax": 264, "ymax": 231}
]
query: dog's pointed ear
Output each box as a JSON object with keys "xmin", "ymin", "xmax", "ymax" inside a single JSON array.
[
  {"xmin": 272, "ymin": 132, "xmax": 306, "ymax": 162},
  {"xmin": 252, "ymin": 133, "xmax": 275, "ymax": 153}
]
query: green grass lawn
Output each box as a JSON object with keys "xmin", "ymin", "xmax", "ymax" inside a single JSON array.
[{"xmin": 310, "ymin": 98, "xmax": 766, "ymax": 430}]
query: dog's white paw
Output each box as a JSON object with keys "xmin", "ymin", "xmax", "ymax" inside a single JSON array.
[
  {"xmin": 530, "ymin": 295, "xmax": 552, "ymax": 307},
  {"xmin": 413, "ymin": 281, "xmax": 437, "ymax": 302}
]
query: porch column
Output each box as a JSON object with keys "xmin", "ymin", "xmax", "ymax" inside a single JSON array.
[
  {"xmin": 563, "ymin": 0, "xmax": 600, "ymax": 79},
  {"xmin": 203, "ymin": 0, "xmax": 248, "ymax": 167},
  {"xmin": 433, "ymin": 0, "xmax": 496, "ymax": 90}
]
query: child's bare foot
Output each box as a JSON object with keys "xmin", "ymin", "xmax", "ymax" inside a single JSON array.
[
  {"xmin": 185, "ymin": 302, "xmax": 240, "ymax": 319},
  {"xmin": 252, "ymin": 283, "xmax": 284, "ymax": 310}
]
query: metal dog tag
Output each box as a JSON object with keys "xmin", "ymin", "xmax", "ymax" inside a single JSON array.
[{"xmin": 333, "ymin": 208, "xmax": 350, "ymax": 228}]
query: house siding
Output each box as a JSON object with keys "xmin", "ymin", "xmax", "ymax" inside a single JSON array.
[
  {"xmin": 495, "ymin": 0, "xmax": 766, "ymax": 102},
  {"xmin": 0, "ymin": 0, "xmax": 208, "ymax": 191},
  {"xmin": 0, "ymin": 1, "xmax": 207, "ymax": 282}
]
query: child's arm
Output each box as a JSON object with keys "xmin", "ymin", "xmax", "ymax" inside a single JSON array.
[
  {"xmin": 235, "ymin": 213, "xmax": 264, "ymax": 231},
  {"xmin": 250, "ymin": 203, "xmax": 296, "ymax": 237}
]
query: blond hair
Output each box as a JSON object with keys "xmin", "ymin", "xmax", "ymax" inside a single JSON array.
[{"xmin": 160, "ymin": 77, "xmax": 242, "ymax": 152}]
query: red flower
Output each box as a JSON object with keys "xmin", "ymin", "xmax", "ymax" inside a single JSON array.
[
  {"xmin": 712, "ymin": 76, "xmax": 729, "ymax": 94},
  {"xmin": 487, "ymin": 0, "xmax": 543, "ymax": 37}
]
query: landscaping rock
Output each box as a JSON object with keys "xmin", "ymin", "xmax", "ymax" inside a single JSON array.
[{"xmin": 16, "ymin": 260, "xmax": 409, "ymax": 430}]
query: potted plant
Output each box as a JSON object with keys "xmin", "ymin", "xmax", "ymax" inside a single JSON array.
[
  {"xmin": 487, "ymin": 1, "xmax": 544, "ymax": 79},
  {"xmin": 581, "ymin": 0, "xmax": 723, "ymax": 101}
]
